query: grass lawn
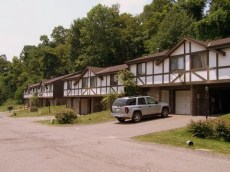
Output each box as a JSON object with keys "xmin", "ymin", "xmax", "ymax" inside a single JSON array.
[
  {"xmin": 12, "ymin": 105, "xmax": 66, "ymax": 117},
  {"xmin": 134, "ymin": 114, "xmax": 230, "ymax": 155},
  {"xmin": 40, "ymin": 110, "xmax": 114, "ymax": 125},
  {"xmin": 0, "ymin": 104, "xmax": 24, "ymax": 112}
]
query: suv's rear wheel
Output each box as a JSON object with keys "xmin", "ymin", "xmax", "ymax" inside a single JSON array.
[
  {"xmin": 132, "ymin": 111, "xmax": 142, "ymax": 123},
  {"xmin": 117, "ymin": 117, "xmax": 125, "ymax": 123},
  {"xmin": 161, "ymin": 107, "xmax": 169, "ymax": 118}
]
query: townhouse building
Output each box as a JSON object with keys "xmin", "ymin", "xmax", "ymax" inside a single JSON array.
[
  {"xmin": 24, "ymin": 73, "xmax": 75, "ymax": 107},
  {"xmin": 63, "ymin": 64, "xmax": 128, "ymax": 114},
  {"xmin": 126, "ymin": 37, "xmax": 230, "ymax": 116}
]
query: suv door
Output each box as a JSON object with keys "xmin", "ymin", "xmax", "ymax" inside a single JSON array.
[
  {"xmin": 146, "ymin": 97, "xmax": 162, "ymax": 114},
  {"xmin": 137, "ymin": 97, "xmax": 149, "ymax": 116}
]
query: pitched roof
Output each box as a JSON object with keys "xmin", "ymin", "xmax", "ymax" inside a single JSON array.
[
  {"xmin": 207, "ymin": 37, "xmax": 230, "ymax": 48},
  {"xmin": 87, "ymin": 66, "xmax": 105, "ymax": 74},
  {"xmin": 96, "ymin": 64, "xmax": 128, "ymax": 75},
  {"xmin": 43, "ymin": 73, "xmax": 76, "ymax": 85},
  {"xmin": 125, "ymin": 50, "xmax": 168, "ymax": 64}
]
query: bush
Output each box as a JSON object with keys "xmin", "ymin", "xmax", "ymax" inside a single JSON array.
[
  {"xmin": 7, "ymin": 106, "xmax": 13, "ymax": 112},
  {"xmin": 55, "ymin": 109, "xmax": 77, "ymax": 124},
  {"xmin": 187, "ymin": 120, "xmax": 214, "ymax": 138},
  {"xmin": 30, "ymin": 107, "xmax": 38, "ymax": 112},
  {"xmin": 214, "ymin": 120, "xmax": 230, "ymax": 142},
  {"xmin": 187, "ymin": 119, "xmax": 230, "ymax": 142}
]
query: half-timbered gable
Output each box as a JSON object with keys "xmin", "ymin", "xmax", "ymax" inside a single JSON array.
[
  {"xmin": 126, "ymin": 37, "xmax": 230, "ymax": 116},
  {"xmin": 63, "ymin": 64, "xmax": 128, "ymax": 114}
]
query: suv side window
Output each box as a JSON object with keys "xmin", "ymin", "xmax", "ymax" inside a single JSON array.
[
  {"xmin": 146, "ymin": 97, "xmax": 157, "ymax": 104},
  {"xmin": 126, "ymin": 98, "xmax": 136, "ymax": 105},
  {"xmin": 138, "ymin": 98, "xmax": 146, "ymax": 105}
]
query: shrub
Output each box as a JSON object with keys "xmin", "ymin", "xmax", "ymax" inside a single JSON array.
[
  {"xmin": 187, "ymin": 120, "xmax": 214, "ymax": 138},
  {"xmin": 214, "ymin": 120, "xmax": 230, "ymax": 142},
  {"xmin": 187, "ymin": 119, "xmax": 230, "ymax": 142},
  {"xmin": 7, "ymin": 106, "xmax": 13, "ymax": 112},
  {"xmin": 55, "ymin": 109, "xmax": 77, "ymax": 124},
  {"xmin": 30, "ymin": 107, "xmax": 38, "ymax": 112}
]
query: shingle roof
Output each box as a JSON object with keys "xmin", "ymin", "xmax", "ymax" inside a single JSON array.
[
  {"xmin": 125, "ymin": 50, "xmax": 169, "ymax": 64},
  {"xmin": 96, "ymin": 64, "xmax": 128, "ymax": 75},
  {"xmin": 88, "ymin": 66, "xmax": 105, "ymax": 74},
  {"xmin": 207, "ymin": 37, "xmax": 230, "ymax": 48}
]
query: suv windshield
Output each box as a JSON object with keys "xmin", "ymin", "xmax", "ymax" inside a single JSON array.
[{"xmin": 113, "ymin": 98, "xmax": 136, "ymax": 106}]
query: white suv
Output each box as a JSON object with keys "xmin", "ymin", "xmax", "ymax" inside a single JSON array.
[{"xmin": 111, "ymin": 96, "xmax": 170, "ymax": 123}]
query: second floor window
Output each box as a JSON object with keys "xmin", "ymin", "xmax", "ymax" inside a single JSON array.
[
  {"xmin": 137, "ymin": 63, "xmax": 145, "ymax": 75},
  {"xmin": 110, "ymin": 74, "xmax": 118, "ymax": 86},
  {"xmin": 82, "ymin": 78, "xmax": 88, "ymax": 88},
  {"xmin": 170, "ymin": 56, "xmax": 184, "ymax": 71},
  {"xmin": 191, "ymin": 52, "xmax": 207, "ymax": 69},
  {"xmin": 90, "ymin": 77, "xmax": 96, "ymax": 88}
]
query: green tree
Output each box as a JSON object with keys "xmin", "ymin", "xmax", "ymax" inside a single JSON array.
[
  {"xmin": 148, "ymin": 8, "xmax": 195, "ymax": 52},
  {"xmin": 117, "ymin": 69, "xmax": 139, "ymax": 96},
  {"xmin": 193, "ymin": 0, "xmax": 230, "ymax": 40}
]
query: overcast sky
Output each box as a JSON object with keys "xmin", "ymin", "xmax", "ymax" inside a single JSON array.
[{"xmin": 0, "ymin": 0, "xmax": 152, "ymax": 61}]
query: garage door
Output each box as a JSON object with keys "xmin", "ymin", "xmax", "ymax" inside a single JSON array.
[{"xmin": 176, "ymin": 90, "xmax": 191, "ymax": 115}]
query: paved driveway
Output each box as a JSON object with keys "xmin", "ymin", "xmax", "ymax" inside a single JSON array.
[{"xmin": 0, "ymin": 112, "xmax": 229, "ymax": 172}]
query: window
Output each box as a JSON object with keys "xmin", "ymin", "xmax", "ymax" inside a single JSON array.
[
  {"xmin": 146, "ymin": 97, "xmax": 157, "ymax": 104},
  {"xmin": 138, "ymin": 98, "xmax": 146, "ymax": 105},
  {"xmin": 170, "ymin": 56, "xmax": 184, "ymax": 71},
  {"xmin": 49, "ymin": 85, "xmax": 52, "ymax": 91},
  {"xmin": 137, "ymin": 63, "xmax": 145, "ymax": 75},
  {"xmin": 191, "ymin": 52, "xmax": 207, "ymax": 69},
  {"xmin": 90, "ymin": 77, "xmax": 96, "ymax": 88},
  {"xmin": 67, "ymin": 81, "xmax": 72, "ymax": 89},
  {"xmin": 110, "ymin": 74, "xmax": 117, "ymax": 86},
  {"xmin": 82, "ymin": 78, "xmax": 88, "ymax": 88},
  {"xmin": 126, "ymin": 98, "xmax": 136, "ymax": 105}
]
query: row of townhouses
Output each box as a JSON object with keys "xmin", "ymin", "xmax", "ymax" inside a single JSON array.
[{"xmin": 24, "ymin": 37, "xmax": 230, "ymax": 115}]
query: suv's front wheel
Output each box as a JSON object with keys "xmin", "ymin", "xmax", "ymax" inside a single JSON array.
[{"xmin": 132, "ymin": 111, "xmax": 142, "ymax": 123}]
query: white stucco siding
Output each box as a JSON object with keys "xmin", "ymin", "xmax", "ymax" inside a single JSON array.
[
  {"xmin": 101, "ymin": 88, "xmax": 106, "ymax": 94},
  {"xmin": 101, "ymin": 76, "xmax": 106, "ymax": 86},
  {"xmin": 191, "ymin": 42, "xmax": 206, "ymax": 52},
  {"xmin": 185, "ymin": 41, "xmax": 190, "ymax": 54},
  {"xmin": 83, "ymin": 71, "xmax": 89, "ymax": 78},
  {"xmin": 196, "ymin": 71, "xmax": 207, "ymax": 80},
  {"xmin": 171, "ymin": 44, "xmax": 184, "ymax": 56},
  {"xmin": 209, "ymin": 51, "xmax": 217, "ymax": 68},
  {"xmin": 130, "ymin": 64, "xmax": 136, "ymax": 76},
  {"xmin": 164, "ymin": 59, "xmax": 169, "ymax": 73},
  {"xmin": 185, "ymin": 55, "xmax": 190, "ymax": 70},
  {"xmin": 154, "ymin": 63, "xmax": 162, "ymax": 74},
  {"xmin": 90, "ymin": 89, "xmax": 97, "ymax": 95},
  {"xmin": 209, "ymin": 69, "xmax": 217, "ymax": 80},
  {"xmin": 97, "ymin": 77, "xmax": 101, "ymax": 87},
  {"xmin": 218, "ymin": 48, "xmax": 230, "ymax": 66},
  {"xmin": 146, "ymin": 62, "xmax": 153, "ymax": 75},
  {"xmin": 185, "ymin": 72, "xmax": 190, "ymax": 82},
  {"xmin": 146, "ymin": 76, "xmax": 152, "ymax": 84},
  {"xmin": 154, "ymin": 75, "xmax": 162, "ymax": 84},
  {"xmin": 191, "ymin": 73, "xmax": 203, "ymax": 82},
  {"xmin": 164, "ymin": 74, "xmax": 169, "ymax": 83},
  {"xmin": 90, "ymin": 71, "xmax": 95, "ymax": 77},
  {"xmin": 137, "ymin": 77, "xmax": 145, "ymax": 85},
  {"xmin": 219, "ymin": 68, "xmax": 230, "ymax": 80},
  {"xmin": 64, "ymin": 82, "xmax": 67, "ymax": 89}
]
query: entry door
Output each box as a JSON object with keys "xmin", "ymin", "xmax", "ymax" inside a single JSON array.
[{"xmin": 176, "ymin": 90, "xmax": 191, "ymax": 115}]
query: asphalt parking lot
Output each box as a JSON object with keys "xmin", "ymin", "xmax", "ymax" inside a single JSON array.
[{"xmin": 0, "ymin": 112, "xmax": 229, "ymax": 172}]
